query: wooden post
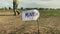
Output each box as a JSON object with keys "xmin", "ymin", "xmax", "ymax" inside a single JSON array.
[{"xmin": 37, "ymin": 19, "xmax": 39, "ymax": 34}]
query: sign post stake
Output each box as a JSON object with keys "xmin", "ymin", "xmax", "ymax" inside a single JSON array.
[{"xmin": 37, "ymin": 19, "xmax": 39, "ymax": 34}]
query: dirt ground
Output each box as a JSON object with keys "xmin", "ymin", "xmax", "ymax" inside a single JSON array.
[{"xmin": 0, "ymin": 10, "xmax": 60, "ymax": 34}]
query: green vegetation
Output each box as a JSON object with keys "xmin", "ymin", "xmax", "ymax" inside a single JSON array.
[{"xmin": 40, "ymin": 10, "xmax": 60, "ymax": 17}]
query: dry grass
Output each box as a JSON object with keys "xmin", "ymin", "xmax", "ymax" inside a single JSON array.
[{"xmin": 0, "ymin": 10, "xmax": 60, "ymax": 34}]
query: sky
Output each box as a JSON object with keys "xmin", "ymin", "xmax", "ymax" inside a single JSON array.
[{"xmin": 0, "ymin": 0, "xmax": 60, "ymax": 9}]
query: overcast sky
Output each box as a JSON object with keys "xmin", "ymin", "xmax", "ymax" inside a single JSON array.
[{"xmin": 0, "ymin": 0, "xmax": 60, "ymax": 8}]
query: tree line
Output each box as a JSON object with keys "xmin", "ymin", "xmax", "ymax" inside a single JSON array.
[{"xmin": 0, "ymin": 7, "xmax": 60, "ymax": 10}]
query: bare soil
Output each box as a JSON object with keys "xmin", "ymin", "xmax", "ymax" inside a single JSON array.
[{"xmin": 0, "ymin": 10, "xmax": 60, "ymax": 34}]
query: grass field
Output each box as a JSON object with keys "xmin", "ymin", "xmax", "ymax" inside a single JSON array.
[{"xmin": 0, "ymin": 10, "xmax": 60, "ymax": 34}]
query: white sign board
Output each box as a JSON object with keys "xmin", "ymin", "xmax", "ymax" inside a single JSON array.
[{"xmin": 22, "ymin": 9, "xmax": 40, "ymax": 21}]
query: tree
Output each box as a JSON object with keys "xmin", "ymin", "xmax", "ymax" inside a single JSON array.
[
  {"xmin": 9, "ymin": 7, "xmax": 12, "ymax": 10},
  {"xmin": 38, "ymin": 8, "xmax": 44, "ymax": 10},
  {"xmin": 21, "ymin": 7, "xmax": 23, "ymax": 10},
  {"xmin": 4, "ymin": 7, "xmax": 7, "ymax": 10}
]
